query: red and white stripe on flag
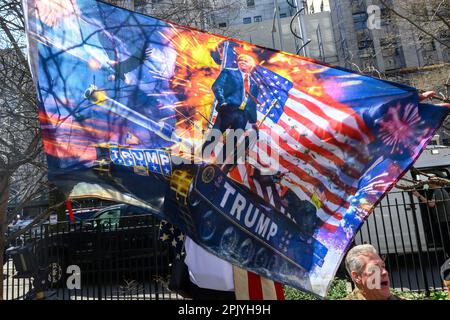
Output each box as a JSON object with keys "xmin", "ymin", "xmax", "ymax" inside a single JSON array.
[
  {"xmin": 233, "ymin": 266, "xmax": 284, "ymax": 300},
  {"xmin": 228, "ymin": 85, "xmax": 373, "ymax": 232}
]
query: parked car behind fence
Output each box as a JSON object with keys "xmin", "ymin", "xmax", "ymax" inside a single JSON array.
[{"xmin": 4, "ymin": 204, "xmax": 177, "ymax": 300}]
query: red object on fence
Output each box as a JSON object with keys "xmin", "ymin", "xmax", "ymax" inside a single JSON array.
[{"xmin": 66, "ymin": 199, "xmax": 74, "ymax": 222}]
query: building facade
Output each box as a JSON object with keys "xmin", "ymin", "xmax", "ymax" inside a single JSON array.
[
  {"xmin": 222, "ymin": 11, "xmax": 339, "ymax": 63},
  {"xmin": 130, "ymin": 1, "xmax": 337, "ymax": 62},
  {"xmin": 329, "ymin": 0, "xmax": 450, "ymax": 73}
]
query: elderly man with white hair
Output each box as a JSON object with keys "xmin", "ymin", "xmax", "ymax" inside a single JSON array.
[{"xmin": 342, "ymin": 244, "xmax": 403, "ymax": 300}]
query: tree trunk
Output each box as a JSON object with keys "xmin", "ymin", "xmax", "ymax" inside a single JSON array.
[{"xmin": 0, "ymin": 174, "xmax": 10, "ymax": 301}]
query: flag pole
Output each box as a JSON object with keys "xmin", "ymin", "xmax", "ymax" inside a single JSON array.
[
  {"xmin": 207, "ymin": 41, "xmax": 230, "ymax": 128},
  {"xmin": 258, "ymin": 99, "xmax": 278, "ymax": 128},
  {"xmin": 196, "ymin": 111, "xmax": 214, "ymax": 127}
]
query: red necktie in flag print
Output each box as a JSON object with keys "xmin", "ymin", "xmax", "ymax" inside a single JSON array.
[{"xmin": 244, "ymin": 73, "xmax": 250, "ymax": 96}]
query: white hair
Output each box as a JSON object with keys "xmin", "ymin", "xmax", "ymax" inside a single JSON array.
[{"xmin": 345, "ymin": 244, "xmax": 377, "ymax": 276}]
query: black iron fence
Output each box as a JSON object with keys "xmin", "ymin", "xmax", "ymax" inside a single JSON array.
[
  {"xmin": 352, "ymin": 188, "xmax": 450, "ymax": 294},
  {"xmin": 3, "ymin": 188, "xmax": 450, "ymax": 300},
  {"xmin": 3, "ymin": 214, "xmax": 181, "ymax": 300}
]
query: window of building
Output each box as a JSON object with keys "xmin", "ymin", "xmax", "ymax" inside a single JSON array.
[
  {"xmin": 439, "ymin": 29, "xmax": 450, "ymax": 40},
  {"xmin": 380, "ymin": 7, "xmax": 390, "ymax": 19},
  {"xmin": 353, "ymin": 12, "xmax": 368, "ymax": 31},
  {"xmin": 247, "ymin": 0, "xmax": 255, "ymax": 7},
  {"xmin": 243, "ymin": 17, "xmax": 252, "ymax": 24},
  {"xmin": 358, "ymin": 39, "xmax": 373, "ymax": 50},
  {"xmin": 380, "ymin": 8, "xmax": 391, "ymax": 27},
  {"xmin": 280, "ymin": 13, "xmax": 287, "ymax": 18},
  {"xmin": 218, "ymin": 22, "xmax": 227, "ymax": 28},
  {"xmin": 254, "ymin": 15, "xmax": 262, "ymax": 22},
  {"xmin": 134, "ymin": 0, "xmax": 147, "ymax": 12}
]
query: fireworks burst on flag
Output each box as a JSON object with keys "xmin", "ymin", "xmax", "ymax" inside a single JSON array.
[
  {"xmin": 359, "ymin": 172, "xmax": 390, "ymax": 195},
  {"xmin": 378, "ymin": 103, "xmax": 425, "ymax": 154},
  {"xmin": 156, "ymin": 28, "xmax": 222, "ymax": 134}
]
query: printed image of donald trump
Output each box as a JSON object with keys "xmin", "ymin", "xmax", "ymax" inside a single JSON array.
[
  {"xmin": 210, "ymin": 54, "xmax": 260, "ymax": 132},
  {"xmin": 202, "ymin": 54, "xmax": 260, "ymax": 169}
]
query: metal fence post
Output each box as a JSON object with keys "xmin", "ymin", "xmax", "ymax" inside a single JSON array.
[
  {"xmin": 96, "ymin": 222, "xmax": 102, "ymax": 301},
  {"xmin": 407, "ymin": 191, "xmax": 430, "ymax": 296}
]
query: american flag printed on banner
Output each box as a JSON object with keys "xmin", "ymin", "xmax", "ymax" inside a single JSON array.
[
  {"xmin": 159, "ymin": 220, "xmax": 185, "ymax": 260},
  {"xmin": 233, "ymin": 266, "xmax": 285, "ymax": 300},
  {"xmin": 160, "ymin": 221, "xmax": 285, "ymax": 300},
  {"xmin": 227, "ymin": 64, "xmax": 373, "ymax": 233}
]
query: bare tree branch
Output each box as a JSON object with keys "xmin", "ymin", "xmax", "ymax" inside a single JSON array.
[
  {"xmin": 379, "ymin": 0, "xmax": 450, "ymax": 49},
  {"xmin": 436, "ymin": 13, "xmax": 450, "ymax": 30}
]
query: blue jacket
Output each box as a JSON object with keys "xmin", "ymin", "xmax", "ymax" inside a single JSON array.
[{"xmin": 212, "ymin": 68, "xmax": 259, "ymax": 124}]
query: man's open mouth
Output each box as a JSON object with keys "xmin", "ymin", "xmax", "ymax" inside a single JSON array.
[{"xmin": 380, "ymin": 280, "xmax": 389, "ymax": 287}]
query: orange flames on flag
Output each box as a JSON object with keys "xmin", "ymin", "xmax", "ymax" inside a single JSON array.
[
  {"xmin": 267, "ymin": 52, "xmax": 329, "ymax": 98},
  {"xmin": 162, "ymin": 26, "xmax": 338, "ymax": 151},
  {"xmin": 38, "ymin": 110, "xmax": 120, "ymax": 161},
  {"xmin": 34, "ymin": 0, "xmax": 80, "ymax": 27},
  {"xmin": 165, "ymin": 28, "xmax": 223, "ymax": 128}
]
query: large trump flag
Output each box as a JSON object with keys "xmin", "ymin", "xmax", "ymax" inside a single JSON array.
[{"xmin": 24, "ymin": 0, "xmax": 450, "ymax": 297}]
